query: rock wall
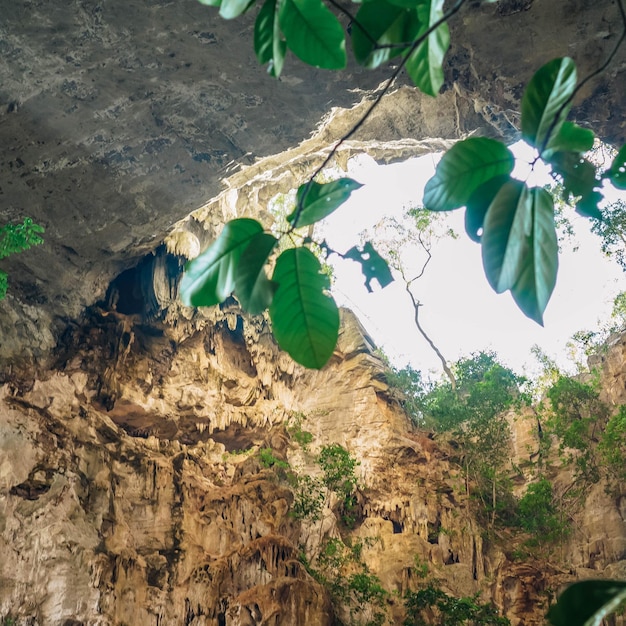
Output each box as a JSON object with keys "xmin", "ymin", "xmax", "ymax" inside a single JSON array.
[
  {"xmin": 1, "ymin": 301, "xmax": 625, "ymax": 625},
  {"xmin": 1, "ymin": 0, "xmax": 625, "ymax": 365}
]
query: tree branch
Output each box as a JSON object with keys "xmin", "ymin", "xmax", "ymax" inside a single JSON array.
[{"xmin": 287, "ymin": 0, "xmax": 468, "ymax": 232}]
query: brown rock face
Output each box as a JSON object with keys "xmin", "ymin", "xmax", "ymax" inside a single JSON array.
[
  {"xmin": 1, "ymin": 302, "xmax": 626, "ymax": 625},
  {"xmin": 1, "ymin": 1, "xmax": 626, "ymax": 624}
]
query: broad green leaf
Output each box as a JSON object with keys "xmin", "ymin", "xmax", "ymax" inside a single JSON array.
[
  {"xmin": 234, "ymin": 232, "xmax": 278, "ymax": 314},
  {"xmin": 465, "ymin": 175, "xmax": 510, "ymax": 242},
  {"xmin": 576, "ymin": 190, "xmax": 603, "ymax": 220},
  {"xmin": 288, "ymin": 178, "xmax": 363, "ymax": 227},
  {"xmin": 180, "ymin": 218, "xmax": 263, "ymax": 308},
  {"xmin": 198, "ymin": 0, "xmax": 221, "ymax": 6},
  {"xmin": 279, "ymin": 0, "xmax": 346, "ymax": 70},
  {"xmin": 521, "ymin": 57, "xmax": 577, "ymax": 149},
  {"xmin": 607, "ymin": 144, "xmax": 626, "ymax": 190},
  {"xmin": 543, "ymin": 121, "xmax": 595, "ymax": 159},
  {"xmin": 549, "ymin": 151, "xmax": 598, "ymax": 200},
  {"xmin": 344, "ymin": 241, "xmax": 394, "ymax": 292},
  {"xmin": 423, "ymin": 138, "xmax": 515, "ymax": 211},
  {"xmin": 548, "ymin": 580, "xmax": 626, "ymax": 626},
  {"xmin": 351, "ymin": 0, "xmax": 420, "ymax": 69},
  {"xmin": 220, "ymin": 0, "xmax": 255, "ymax": 19},
  {"xmin": 482, "ymin": 182, "xmax": 558, "ymax": 324},
  {"xmin": 510, "ymin": 187, "xmax": 558, "ymax": 325},
  {"xmin": 405, "ymin": 0, "xmax": 449, "ymax": 96},
  {"xmin": 254, "ymin": 0, "xmax": 286, "ymax": 76},
  {"xmin": 481, "ymin": 180, "xmax": 529, "ymax": 293},
  {"xmin": 270, "ymin": 247, "xmax": 340, "ymax": 369}
]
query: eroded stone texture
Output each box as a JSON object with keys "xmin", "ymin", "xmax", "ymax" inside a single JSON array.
[{"xmin": 1, "ymin": 303, "xmax": 626, "ymax": 625}]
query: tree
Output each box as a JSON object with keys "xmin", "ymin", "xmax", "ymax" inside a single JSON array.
[{"xmin": 421, "ymin": 352, "xmax": 525, "ymax": 526}]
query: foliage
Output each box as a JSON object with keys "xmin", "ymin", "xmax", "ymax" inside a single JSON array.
[
  {"xmin": 590, "ymin": 199, "xmax": 626, "ymax": 271},
  {"xmin": 565, "ymin": 291, "xmax": 626, "ymax": 368},
  {"xmin": 258, "ymin": 447, "xmax": 290, "ymax": 470},
  {"xmin": 404, "ymin": 583, "xmax": 510, "ymax": 626},
  {"xmin": 378, "ymin": 351, "xmax": 429, "ymax": 426},
  {"xmin": 516, "ymin": 477, "xmax": 569, "ymax": 546},
  {"xmin": 318, "ymin": 443, "xmax": 360, "ymax": 526},
  {"xmin": 310, "ymin": 537, "xmax": 389, "ymax": 626},
  {"xmin": 290, "ymin": 473, "xmax": 326, "ymax": 521},
  {"xmin": 287, "ymin": 411, "xmax": 314, "ymax": 450},
  {"xmin": 180, "ymin": 0, "xmax": 626, "ymax": 369},
  {"xmin": 421, "ymin": 352, "xmax": 525, "ymax": 525},
  {"xmin": 598, "ymin": 404, "xmax": 626, "ymax": 488},
  {"xmin": 543, "ymin": 375, "xmax": 608, "ymax": 487},
  {"xmin": 0, "ymin": 217, "xmax": 44, "ymax": 300}
]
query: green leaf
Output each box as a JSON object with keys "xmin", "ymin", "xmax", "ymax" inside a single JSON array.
[
  {"xmin": 405, "ymin": 0, "xmax": 449, "ymax": 96},
  {"xmin": 198, "ymin": 0, "xmax": 221, "ymax": 6},
  {"xmin": 543, "ymin": 121, "xmax": 594, "ymax": 159},
  {"xmin": 351, "ymin": 0, "xmax": 419, "ymax": 69},
  {"xmin": 344, "ymin": 241, "xmax": 394, "ymax": 292},
  {"xmin": 269, "ymin": 247, "xmax": 340, "ymax": 369},
  {"xmin": 510, "ymin": 187, "xmax": 558, "ymax": 325},
  {"xmin": 288, "ymin": 178, "xmax": 363, "ymax": 227},
  {"xmin": 220, "ymin": 0, "xmax": 255, "ymax": 19},
  {"xmin": 254, "ymin": 0, "xmax": 286, "ymax": 76},
  {"xmin": 465, "ymin": 175, "xmax": 510, "ymax": 243},
  {"xmin": 482, "ymin": 180, "xmax": 529, "ymax": 293},
  {"xmin": 576, "ymin": 190, "xmax": 603, "ymax": 220},
  {"xmin": 549, "ymin": 151, "xmax": 598, "ymax": 200},
  {"xmin": 234, "ymin": 232, "xmax": 278, "ymax": 314},
  {"xmin": 0, "ymin": 270, "xmax": 7, "ymax": 300},
  {"xmin": 423, "ymin": 138, "xmax": 515, "ymax": 212},
  {"xmin": 180, "ymin": 218, "xmax": 264, "ymax": 308},
  {"xmin": 548, "ymin": 580, "xmax": 626, "ymax": 626},
  {"xmin": 481, "ymin": 182, "xmax": 558, "ymax": 324},
  {"xmin": 279, "ymin": 0, "xmax": 346, "ymax": 70},
  {"xmin": 607, "ymin": 144, "xmax": 626, "ymax": 190},
  {"xmin": 521, "ymin": 57, "xmax": 577, "ymax": 149}
]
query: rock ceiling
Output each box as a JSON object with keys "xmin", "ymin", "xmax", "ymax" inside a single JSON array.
[{"xmin": 0, "ymin": 0, "xmax": 625, "ymax": 364}]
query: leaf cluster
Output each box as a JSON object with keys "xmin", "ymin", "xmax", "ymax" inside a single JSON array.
[
  {"xmin": 423, "ymin": 57, "xmax": 626, "ymax": 325},
  {"xmin": 310, "ymin": 537, "xmax": 389, "ymax": 626},
  {"xmin": 516, "ymin": 477, "xmax": 569, "ymax": 547},
  {"xmin": 179, "ymin": 177, "xmax": 390, "ymax": 369},
  {"xmin": 0, "ymin": 217, "xmax": 44, "ymax": 300},
  {"xmin": 318, "ymin": 443, "xmax": 361, "ymax": 527},
  {"xmin": 404, "ymin": 583, "xmax": 510, "ymax": 626}
]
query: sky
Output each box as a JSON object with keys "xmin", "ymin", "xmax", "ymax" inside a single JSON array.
[{"xmin": 318, "ymin": 144, "xmax": 625, "ymax": 380}]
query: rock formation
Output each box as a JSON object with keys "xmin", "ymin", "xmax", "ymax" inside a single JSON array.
[
  {"xmin": 1, "ymin": 297, "xmax": 626, "ymax": 625},
  {"xmin": 2, "ymin": 0, "xmax": 626, "ymax": 624}
]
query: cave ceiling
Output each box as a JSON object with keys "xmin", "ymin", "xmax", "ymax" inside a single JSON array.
[{"xmin": 0, "ymin": 0, "xmax": 624, "ymax": 365}]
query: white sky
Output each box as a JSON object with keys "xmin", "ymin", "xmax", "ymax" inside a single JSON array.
[{"xmin": 319, "ymin": 144, "xmax": 625, "ymax": 379}]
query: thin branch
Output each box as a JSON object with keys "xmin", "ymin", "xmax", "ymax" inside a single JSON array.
[
  {"xmin": 408, "ymin": 231, "xmax": 432, "ymax": 282},
  {"xmin": 288, "ymin": 0, "xmax": 468, "ymax": 232},
  {"xmin": 400, "ymin": 267, "xmax": 457, "ymax": 390},
  {"xmin": 540, "ymin": 0, "xmax": 626, "ymax": 154}
]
